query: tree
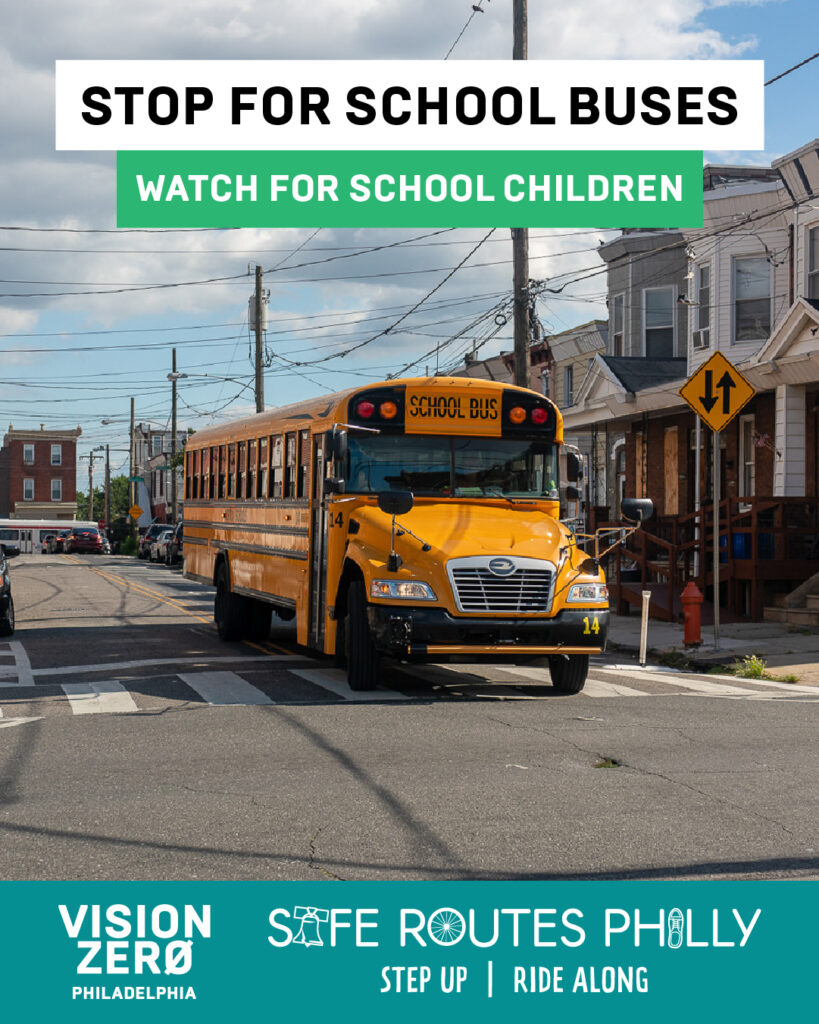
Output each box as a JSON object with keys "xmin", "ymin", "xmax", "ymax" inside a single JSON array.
[{"xmin": 76, "ymin": 474, "xmax": 132, "ymax": 522}]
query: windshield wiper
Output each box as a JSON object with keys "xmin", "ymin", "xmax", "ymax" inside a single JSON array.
[{"xmin": 483, "ymin": 487, "xmax": 534, "ymax": 506}]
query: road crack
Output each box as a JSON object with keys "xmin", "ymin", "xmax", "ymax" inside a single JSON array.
[{"xmin": 308, "ymin": 828, "xmax": 345, "ymax": 881}]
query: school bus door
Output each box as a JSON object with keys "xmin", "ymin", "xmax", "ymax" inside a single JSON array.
[{"xmin": 308, "ymin": 433, "xmax": 330, "ymax": 649}]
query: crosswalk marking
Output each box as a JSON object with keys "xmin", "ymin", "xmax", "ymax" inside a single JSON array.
[
  {"xmin": 178, "ymin": 671, "xmax": 273, "ymax": 706},
  {"xmin": 30, "ymin": 654, "xmax": 296, "ymax": 679},
  {"xmin": 61, "ymin": 681, "xmax": 140, "ymax": 715},
  {"xmin": 289, "ymin": 667, "xmax": 407, "ymax": 702},
  {"xmin": 593, "ymin": 668, "xmax": 770, "ymax": 697},
  {"xmin": 0, "ymin": 641, "xmax": 35, "ymax": 686}
]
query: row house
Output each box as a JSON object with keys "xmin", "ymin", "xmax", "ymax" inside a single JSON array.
[
  {"xmin": 561, "ymin": 140, "xmax": 819, "ymax": 622},
  {"xmin": 0, "ymin": 425, "xmax": 81, "ymax": 520},
  {"xmin": 134, "ymin": 423, "xmax": 187, "ymax": 523}
]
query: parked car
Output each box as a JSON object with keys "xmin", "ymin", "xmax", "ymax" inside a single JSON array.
[
  {"xmin": 139, "ymin": 523, "xmax": 168, "ymax": 559},
  {"xmin": 41, "ymin": 534, "xmax": 55, "ymax": 554},
  {"xmin": 149, "ymin": 528, "xmax": 174, "ymax": 563},
  {"xmin": 166, "ymin": 522, "xmax": 183, "ymax": 565},
  {"xmin": 0, "ymin": 543, "xmax": 20, "ymax": 636},
  {"xmin": 49, "ymin": 530, "xmax": 71, "ymax": 553},
  {"xmin": 66, "ymin": 526, "xmax": 103, "ymax": 554}
]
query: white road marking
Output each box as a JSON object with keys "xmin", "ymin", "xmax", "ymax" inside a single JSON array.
[
  {"xmin": 25, "ymin": 654, "xmax": 298, "ymax": 680},
  {"xmin": 583, "ymin": 678, "xmax": 652, "ymax": 698},
  {"xmin": 289, "ymin": 667, "xmax": 407, "ymax": 702},
  {"xmin": 61, "ymin": 681, "xmax": 140, "ymax": 715},
  {"xmin": 0, "ymin": 716, "xmax": 43, "ymax": 729},
  {"xmin": 502, "ymin": 664, "xmax": 647, "ymax": 697},
  {"xmin": 178, "ymin": 671, "xmax": 273, "ymax": 706},
  {"xmin": 0, "ymin": 641, "xmax": 35, "ymax": 686},
  {"xmin": 593, "ymin": 668, "xmax": 764, "ymax": 696}
]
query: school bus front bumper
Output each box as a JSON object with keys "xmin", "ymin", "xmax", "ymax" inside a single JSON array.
[{"xmin": 366, "ymin": 606, "xmax": 608, "ymax": 658}]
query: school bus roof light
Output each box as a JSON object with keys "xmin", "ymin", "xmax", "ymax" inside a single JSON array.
[
  {"xmin": 379, "ymin": 400, "xmax": 398, "ymax": 419},
  {"xmin": 508, "ymin": 405, "xmax": 527, "ymax": 425},
  {"xmin": 356, "ymin": 400, "xmax": 375, "ymax": 419},
  {"xmin": 531, "ymin": 406, "xmax": 548, "ymax": 425}
]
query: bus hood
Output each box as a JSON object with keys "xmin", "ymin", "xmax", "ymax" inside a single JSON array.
[{"xmin": 352, "ymin": 501, "xmax": 564, "ymax": 563}]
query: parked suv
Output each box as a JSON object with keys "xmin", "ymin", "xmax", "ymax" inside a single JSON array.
[
  {"xmin": 0, "ymin": 543, "xmax": 20, "ymax": 636},
  {"xmin": 66, "ymin": 526, "xmax": 103, "ymax": 554},
  {"xmin": 166, "ymin": 522, "xmax": 183, "ymax": 566},
  {"xmin": 138, "ymin": 524, "xmax": 168, "ymax": 560}
]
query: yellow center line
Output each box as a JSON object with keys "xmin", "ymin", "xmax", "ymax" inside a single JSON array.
[{"xmin": 64, "ymin": 555, "xmax": 291, "ymax": 656}]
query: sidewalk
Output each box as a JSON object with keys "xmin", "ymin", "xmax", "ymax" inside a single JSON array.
[{"xmin": 608, "ymin": 613, "xmax": 819, "ymax": 683}]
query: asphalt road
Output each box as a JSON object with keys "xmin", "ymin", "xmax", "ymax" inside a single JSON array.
[{"xmin": 1, "ymin": 553, "xmax": 817, "ymax": 881}]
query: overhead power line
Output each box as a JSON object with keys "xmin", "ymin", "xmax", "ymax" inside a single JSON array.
[{"xmin": 765, "ymin": 49, "xmax": 819, "ymax": 86}]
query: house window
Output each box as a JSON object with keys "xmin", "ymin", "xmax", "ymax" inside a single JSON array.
[
  {"xmin": 734, "ymin": 256, "xmax": 770, "ymax": 341},
  {"xmin": 643, "ymin": 287, "xmax": 675, "ymax": 358},
  {"xmin": 693, "ymin": 264, "xmax": 711, "ymax": 349},
  {"xmin": 51, "ymin": 444, "xmax": 62, "ymax": 465},
  {"xmin": 563, "ymin": 366, "xmax": 574, "ymax": 408},
  {"xmin": 809, "ymin": 227, "xmax": 819, "ymax": 300},
  {"xmin": 611, "ymin": 293, "xmax": 624, "ymax": 355},
  {"xmin": 51, "ymin": 479, "xmax": 62, "ymax": 502},
  {"xmin": 23, "ymin": 444, "xmax": 34, "ymax": 465},
  {"xmin": 23, "ymin": 478, "xmax": 34, "ymax": 501},
  {"xmin": 738, "ymin": 415, "xmax": 755, "ymax": 501}
]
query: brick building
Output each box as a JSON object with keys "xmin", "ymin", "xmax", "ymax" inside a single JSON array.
[{"xmin": 0, "ymin": 425, "xmax": 82, "ymax": 520}]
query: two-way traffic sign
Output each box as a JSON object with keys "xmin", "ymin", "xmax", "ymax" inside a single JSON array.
[{"xmin": 679, "ymin": 350, "xmax": 756, "ymax": 432}]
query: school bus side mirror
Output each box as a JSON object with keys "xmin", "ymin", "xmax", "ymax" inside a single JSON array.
[
  {"xmin": 377, "ymin": 490, "xmax": 414, "ymax": 516},
  {"xmin": 329, "ymin": 427, "xmax": 348, "ymax": 463},
  {"xmin": 566, "ymin": 452, "xmax": 582, "ymax": 482},
  {"xmin": 621, "ymin": 498, "xmax": 653, "ymax": 523},
  {"xmin": 323, "ymin": 477, "xmax": 346, "ymax": 496}
]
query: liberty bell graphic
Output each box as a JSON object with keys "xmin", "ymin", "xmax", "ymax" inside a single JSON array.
[{"xmin": 293, "ymin": 907, "xmax": 329, "ymax": 947}]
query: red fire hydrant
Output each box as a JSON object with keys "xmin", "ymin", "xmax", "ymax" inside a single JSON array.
[{"xmin": 681, "ymin": 581, "xmax": 703, "ymax": 646}]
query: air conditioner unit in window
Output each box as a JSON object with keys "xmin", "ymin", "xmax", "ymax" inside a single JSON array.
[{"xmin": 693, "ymin": 328, "xmax": 710, "ymax": 350}]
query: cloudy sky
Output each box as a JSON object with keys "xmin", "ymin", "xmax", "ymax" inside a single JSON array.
[{"xmin": 0, "ymin": 0, "xmax": 816, "ymax": 484}]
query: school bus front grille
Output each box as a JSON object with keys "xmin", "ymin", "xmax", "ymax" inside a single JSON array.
[{"xmin": 450, "ymin": 567, "xmax": 554, "ymax": 613}]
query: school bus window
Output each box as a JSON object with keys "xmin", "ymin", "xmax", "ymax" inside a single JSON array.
[
  {"xmin": 298, "ymin": 430, "xmax": 310, "ymax": 498},
  {"xmin": 248, "ymin": 439, "xmax": 257, "ymax": 499},
  {"xmin": 285, "ymin": 433, "xmax": 297, "ymax": 499},
  {"xmin": 202, "ymin": 447, "xmax": 210, "ymax": 499},
  {"xmin": 258, "ymin": 437, "xmax": 267, "ymax": 498},
  {"xmin": 271, "ymin": 435, "xmax": 283, "ymax": 498},
  {"xmin": 191, "ymin": 450, "xmax": 198, "ymax": 500},
  {"xmin": 194, "ymin": 450, "xmax": 201, "ymax": 499},
  {"xmin": 229, "ymin": 444, "xmax": 238, "ymax": 498},
  {"xmin": 184, "ymin": 452, "xmax": 191, "ymax": 500},
  {"xmin": 237, "ymin": 441, "xmax": 246, "ymax": 499},
  {"xmin": 212, "ymin": 446, "xmax": 220, "ymax": 499}
]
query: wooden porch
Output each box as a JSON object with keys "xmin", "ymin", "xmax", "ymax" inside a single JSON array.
[{"xmin": 589, "ymin": 498, "xmax": 819, "ymax": 622}]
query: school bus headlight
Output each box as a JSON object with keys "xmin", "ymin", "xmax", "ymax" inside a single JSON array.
[
  {"xmin": 567, "ymin": 584, "xmax": 609, "ymax": 604},
  {"xmin": 370, "ymin": 580, "xmax": 437, "ymax": 601}
]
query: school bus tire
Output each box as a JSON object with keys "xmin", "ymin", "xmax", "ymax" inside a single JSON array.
[
  {"xmin": 247, "ymin": 599, "xmax": 272, "ymax": 643},
  {"xmin": 548, "ymin": 653, "xmax": 589, "ymax": 694},
  {"xmin": 346, "ymin": 580, "xmax": 379, "ymax": 691},
  {"xmin": 214, "ymin": 563, "xmax": 246, "ymax": 642}
]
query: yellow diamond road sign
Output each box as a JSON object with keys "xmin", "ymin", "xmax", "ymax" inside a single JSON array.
[
  {"xmin": 129, "ymin": 504, "xmax": 143, "ymax": 520},
  {"xmin": 679, "ymin": 350, "xmax": 756, "ymax": 433}
]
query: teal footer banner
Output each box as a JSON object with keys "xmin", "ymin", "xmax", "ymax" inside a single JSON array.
[
  {"xmin": 2, "ymin": 881, "xmax": 813, "ymax": 1020},
  {"xmin": 115, "ymin": 150, "xmax": 704, "ymax": 228}
]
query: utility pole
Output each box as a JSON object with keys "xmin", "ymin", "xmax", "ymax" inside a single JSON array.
[
  {"xmin": 254, "ymin": 264, "xmax": 264, "ymax": 412},
  {"xmin": 171, "ymin": 348, "xmax": 178, "ymax": 523},
  {"xmin": 129, "ymin": 397, "xmax": 136, "ymax": 543},
  {"xmin": 104, "ymin": 444, "xmax": 110, "ymax": 529},
  {"xmin": 512, "ymin": 0, "xmax": 530, "ymax": 389},
  {"xmin": 88, "ymin": 452, "xmax": 95, "ymax": 522}
]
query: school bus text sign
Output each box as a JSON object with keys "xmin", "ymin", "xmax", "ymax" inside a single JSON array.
[
  {"xmin": 405, "ymin": 387, "xmax": 501, "ymax": 436},
  {"xmin": 679, "ymin": 350, "xmax": 756, "ymax": 433}
]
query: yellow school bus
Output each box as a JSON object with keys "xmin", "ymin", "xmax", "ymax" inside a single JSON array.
[{"xmin": 183, "ymin": 376, "xmax": 644, "ymax": 694}]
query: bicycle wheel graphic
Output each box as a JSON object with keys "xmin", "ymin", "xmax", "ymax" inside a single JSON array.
[{"xmin": 428, "ymin": 908, "xmax": 465, "ymax": 946}]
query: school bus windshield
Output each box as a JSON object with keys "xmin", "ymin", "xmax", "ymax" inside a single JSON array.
[{"xmin": 347, "ymin": 435, "xmax": 559, "ymax": 499}]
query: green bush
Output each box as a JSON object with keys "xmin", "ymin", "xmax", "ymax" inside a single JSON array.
[{"xmin": 120, "ymin": 536, "xmax": 138, "ymax": 557}]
